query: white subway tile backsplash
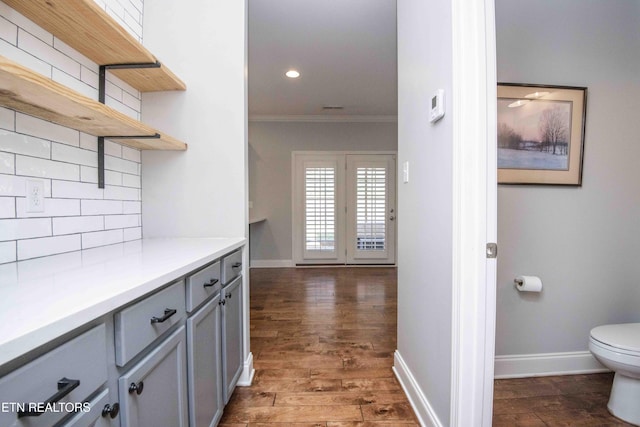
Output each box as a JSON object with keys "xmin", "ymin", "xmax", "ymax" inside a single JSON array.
[
  {"xmin": 123, "ymin": 226, "xmax": 141, "ymax": 242},
  {"xmin": 79, "ymin": 133, "xmax": 98, "ymax": 152},
  {"xmin": 16, "ymin": 155, "xmax": 79, "ymax": 181},
  {"xmin": 18, "ymin": 29, "xmax": 80, "ymax": 78},
  {"xmin": 82, "ymin": 199, "xmax": 123, "ymax": 215},
  {"xmin": 105, "ymin": 155, "xmax": 137, "ymax": 175},
  {"xmin": 0, "ymin": 16, "xmax": 17, "ymax": 44},
  {"xmin": 1, "ymin": 0, "xmax": 144, "ymax": 261},
  {"xmin": 0, "ymin": 241, "xmax": 16, "ymax": 264},
  {"xmin": 0, "ymin": 107, "xmax": 14, "ymax": 131},
  {"xmin": 16, "ymin": 114, "xmax": 79, "ymax": 147},
  {"xmin": 104, "ymin": 140, "xmax": 122, "ymax": 158},
  {"xmin": 0, "ymin": 217, "xmax": 51, "ymax": 241},
  {"xmin": 0, "ymin": 174, "xmax": 52, "ymax": 197},
  {"xmin": 0, "ymin": 197, "xmax": 15, "ymax": 219},
  {"xmin": 53, "ymin": 215, "xmax": 104, "ymax": 234},
  {"xmin": 122, "ymin": 173, "xmax": 140, "ymax": 188},
  {"xmin": 0, "ymin": 2, "xmax": 53, "ymax": 45},
  {"xmin": 105, "ymin": 214, "xmax": 138, "ymax": 229},
  {"xmin": 80, "ymin": 66, "xmax": 99, "ymax": 90},
  {"xmin": 104, "ymin": 185, "xmax": 138, "ymax": 201},
  {"xmin": 122, "ymin": 90, "xmax": 141, "ymax": 112},
  {"xmin": 52, "ymin": 68, "xmax": 99, "ymax": 99},
  {"xmin": 53, "ymin": 143, "xmax": 97, "ymax": 167},
  {"xmin": 122, "ymin": 201, "xmax": 141, "ymax": 214},
  {"xmin": 0, "ymin": 130, "xmax": 51, "ymax": 158},
  {"xmin": 52, "ymin": 180, "xmax": 103, "ymax": 200},
  {"xmin": 16, "ymin": 197, "xmax": 80, "ymax": 218},
  {"xmin": 18, "ymin": 234, "xmax": 81, "ymax": 260},
  {"xmin": 0, "ymin": 152, "xmax": 14, "ymax": 174},
  {"xmin": 52, "ymin": 37, "xmax": 97, "ymax": 70},
  {"xmin": 80, "ymin": 166, "xmax": 122, "ymax": 186},
  {"xmin": 82, "ymin": 229, "xmax": 123, "ymax": 249},
  {"xmin": 121, "ymin": 146, "xmax": 141, "ymax": 162},
  {"xmin": 0, "ymin": 38, "xmax": 51, "ymax": 76}
]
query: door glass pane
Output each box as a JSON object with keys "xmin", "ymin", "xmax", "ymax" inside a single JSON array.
[
  {"xmin": 356, "ymin": 167, "xmax": 386, "ymax": 250},
  {"xmin": 305, "ymin": 167, "xmax": 335, "ymax": 251}
]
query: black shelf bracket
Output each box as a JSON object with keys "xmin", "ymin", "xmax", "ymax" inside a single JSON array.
[{"xmin": 96, "ymin": 62, "xmax": 162, "ymax": 188}]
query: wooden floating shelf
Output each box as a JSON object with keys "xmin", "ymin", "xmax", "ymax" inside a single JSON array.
[
  {"xmin": 3, "ymin": 0, "xmax": 186, "ymax": 92},
  {"xmin": 0, "ymin": 56, "xmax": 186, "ymax": 150}
]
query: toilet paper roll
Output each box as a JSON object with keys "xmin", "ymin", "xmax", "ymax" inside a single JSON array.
[{"xmin": 515, "ymin": 275, "xmax": 542, "ymax": 292}]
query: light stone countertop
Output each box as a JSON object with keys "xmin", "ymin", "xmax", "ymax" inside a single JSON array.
[{"xmin": 0, "ymin": 237, "xmax": 245, "ymax": 368}]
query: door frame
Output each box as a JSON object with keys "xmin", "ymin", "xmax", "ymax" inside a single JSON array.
[
  {"xmin": 449, "ymin": 0, "xmax": 497, "ymax": 425},
  {"xmin": 291, "ymin": 151, "xmax": 397, "ymax": 266}
]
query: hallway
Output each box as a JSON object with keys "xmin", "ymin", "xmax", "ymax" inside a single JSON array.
[
  {"xmin": 219, "ymin": 267, "xmax": 419, "ymax": 425},
  {"xmin": 219, "ymin": 267, "xmax": 629, "ymax": 426}
]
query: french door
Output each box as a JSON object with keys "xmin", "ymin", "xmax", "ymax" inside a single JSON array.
[{"xmin": 293, "ymin": 152, "xmax": 396, "ymax": 265}]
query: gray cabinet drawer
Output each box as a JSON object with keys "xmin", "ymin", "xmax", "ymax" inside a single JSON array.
[
  {"xmin": 0, "ymin": 325, "xmax": 108, "ymax": 427},
  {"xmin": 61, "ymin": 389, "xmax": 113, "ymax": 427},
  {"xmin": 221, "ymin": 249, "xmax": 243, "ymax": 284},
  {"xmin": 115, "ymin": 280, "xmax": 186, "ymax": 366},
  {"xmin": 185, "ymin": 261, "xmax": 221, "ymax": 312},
  {"xmin": 118, "ymin": 327, "xmax": 188, "ymax": 427}
]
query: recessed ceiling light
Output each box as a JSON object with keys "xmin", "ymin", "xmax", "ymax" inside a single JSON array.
[{"xmin": 285, "ymin": 70, "xmax": 300, "ymax": 78}]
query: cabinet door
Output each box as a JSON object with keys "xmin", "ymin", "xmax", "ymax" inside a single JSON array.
[
  {"xmin": 60, "ymin": 389, "xmax": 114, "ymax": 427},
  {"xmin": 118, "ymin": 327, "xmax": 188, "ymax": 427},
  {"xmin": 221, "ymin": 276, "xmax": 243, "ymax": 403},
  {"xmin": 186, "ymin": 295, "xmax": 222, "ymax": 427}
]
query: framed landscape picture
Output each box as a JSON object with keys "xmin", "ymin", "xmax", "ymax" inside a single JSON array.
[{"xmin": 497, "ymin": 83, "xmax": 587, "ymax": 185}]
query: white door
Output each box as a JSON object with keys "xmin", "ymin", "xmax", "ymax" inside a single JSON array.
[
  {"xmin": 346, "ymin": 155, "xmax": 396, "ymax": 264},
  {"xmin": 293, "ymin": 152, "xmax": 396, "ymax": 265}
]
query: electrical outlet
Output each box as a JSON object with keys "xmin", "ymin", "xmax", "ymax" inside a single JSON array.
[{"xmin": 26, "ymin": 179, "xmax": 45, "ymax": 213}]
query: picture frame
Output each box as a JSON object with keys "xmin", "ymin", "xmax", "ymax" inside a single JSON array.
[{"xmin": 497, "ymin": 83, "xmax": 587, "ymax": 185}]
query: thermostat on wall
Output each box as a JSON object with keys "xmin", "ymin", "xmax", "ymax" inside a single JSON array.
[{"xmin": 429, "ymin": 89, "xmax": 445, "ymax": 123}]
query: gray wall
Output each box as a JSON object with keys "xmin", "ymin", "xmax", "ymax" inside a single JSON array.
[
  {"xmin": 397, "ymin": 0, "xmax": 453, "ymax": 423},
  {"xmin": 496, "ymin": 0, "xmax": 640, "ymax": 355},
  {"xmin": 248, "ymin": 121, "xmax": 397, "ymax": 263}
]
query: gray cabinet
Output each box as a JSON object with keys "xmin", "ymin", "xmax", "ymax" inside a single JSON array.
[
  {"xmin": 221, "ymin": 275, "xmax": 243, "ymax": 403},
  {"xmin": 0, "ymin": 325, "xmax": 107, "ymax": 427},
  {"xmin": 186, "ymin": 295, "xmax": 223, "ymax": 427},
  {"xmin": 118, "ymin": 327, "xmax": 188, "ymax": 427},
  {"xmin": 62, "ymin": 389, "xmax": 114, "ymax": 427}
]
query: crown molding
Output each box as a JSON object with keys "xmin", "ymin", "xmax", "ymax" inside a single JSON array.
[{"xmin": 248, "ymin": 114, "xmax": 397, "ymax": 123}]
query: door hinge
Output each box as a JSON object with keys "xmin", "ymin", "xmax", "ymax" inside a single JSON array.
[{"xmin": 486, "ymin": 243, "xmax": 498, "ymax": 259}]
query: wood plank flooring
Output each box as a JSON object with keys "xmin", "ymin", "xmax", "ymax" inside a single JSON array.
[
  {"xmin": 219, "ymin": 267, "xmax": 419, "ymax": 426},
  {"xmin": 221, "ymin": 267, "xmax": 629, "ymax": 426}
]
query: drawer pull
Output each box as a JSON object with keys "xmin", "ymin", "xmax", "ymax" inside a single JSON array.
[
  {"xmin": 150, "ymin": 308, "xmax": 177, "ymax": 324},
  {"xmin": 102, "ymin": 402, "xmax": 120, "ymax": 418},
  {"xmin": 219, "ymin": 299, "xmax": 226, "ymax": 306},
  {"xmin": 203, "ymin": 278, "xmax": 219, "ymax": 288},
  {"xmin": 227, "ymin": 292, "xmax": 232, "ymax": 299},
  {"xmin": 17, "ymin": 377, "xmax": 80, "ymax": 418},
  {"xmin": 129, "ymin": 381, "xmax": 144, "ymax": 395},
  {"xmin": 232, "ymin": 262, "xmax": 242, "ymax": 269}
]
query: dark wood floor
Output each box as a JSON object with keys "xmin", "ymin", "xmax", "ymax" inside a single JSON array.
[{"xmin": 220, "ymin": 267, "xmax": 628, "ymax": 426}]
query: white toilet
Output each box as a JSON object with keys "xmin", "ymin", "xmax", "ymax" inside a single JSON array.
[{"xmin": 589, "ymin": 323, "xmax": 640, "ymax": 425}]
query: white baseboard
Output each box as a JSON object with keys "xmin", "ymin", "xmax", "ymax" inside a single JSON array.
[
  {"xmin": 237, "ymin": 352, "xmax": 255, "ymax": 386},
  {"xmin": 494, "ymin": 351, "xmax": 609, "ymax": 379},
  {"xmin": 393, "ymin": 350, "xmax": 443, "ymax": 427},
  {"xmin": 250, "ymin": 259, "xmax": 294, "ymax": 268}
]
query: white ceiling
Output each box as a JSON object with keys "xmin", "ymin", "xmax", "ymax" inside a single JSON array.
[{"xmin": 248, "ymin": 0, "xmax": 397, "ymax": 120}]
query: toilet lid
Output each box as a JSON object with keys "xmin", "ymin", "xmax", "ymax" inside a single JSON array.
[{"xmin": 590, "ymin": 323, "xmax": 640, "ymax": 352}]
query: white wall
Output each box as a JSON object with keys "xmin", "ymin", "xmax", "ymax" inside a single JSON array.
[
  {"xmin": 0, "ymin": 0, "xmax": 145, "ymax": 263},
  {"xmin": 496, "ymin": 0, "xmax": 640, "ymax": 356},
  {"xmin": 397, "ymin": 0, "xmax": 454, "ymax": 424},
  {"xmin": 248, "ymin": 120, "xmax": 396, "ymax": 264},
  {"xmin": 141, "ymin": 0, "xmax": 247, "ymax": 239}
]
